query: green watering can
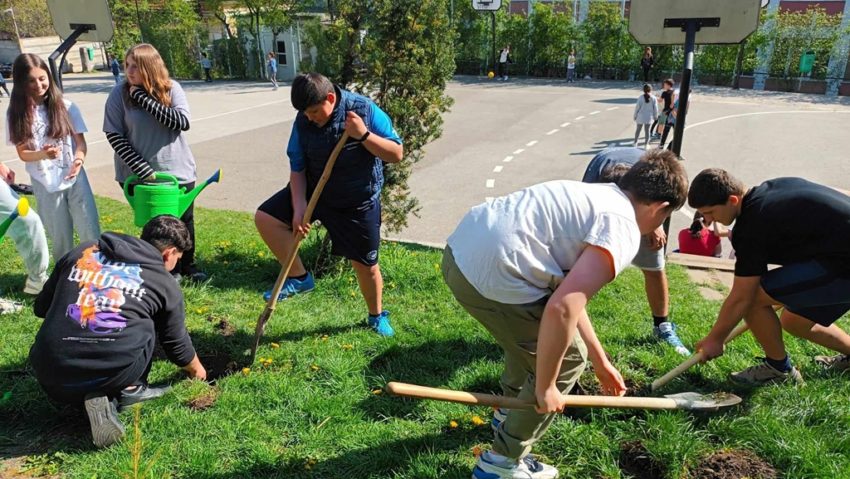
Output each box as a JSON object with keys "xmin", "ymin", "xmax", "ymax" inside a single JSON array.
[
  {"xmin": 0, "ymin": 197, "xmax": 29, "ymax": 242},
  {"xmin": 124, "ymin": 169, "xmax": 222, "ymax": 227}
]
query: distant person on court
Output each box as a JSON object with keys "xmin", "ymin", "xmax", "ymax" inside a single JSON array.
[
  {"xmin": 444, "ymin": 150, "xmax": 689, "ymax": 479},
  {"xmin": 640, "ymin": 46, "xmax": 654, "ymax": 83},
  {"xmin": 583, "ymin": 147, "xmax": 690, "ymax": 356},
  {"xmin": 254, "ymin": 72, "xmax": 403, "ymax": 336},
  {"xmin": 103, "ymin": 43, "xmax": 208, "ymax": 282},
  {"xmin": 566, "ymin": 50, "xmax": 576, "ymax": 83},
  {"xmin": 110, "ymin": 55, "xmax": 121, "ymax": 84},
  {"xmin": 633, "ymin": 84, "xmax": 658, "ymax": 149},
  {"xmin": 200, "ymin": 53, "xmax": 212, "ymax": 83},
  {"xmin": 498, "ymin": 45, "xmax": 512, "ymax": 81},
  {"xmin": 267, "ymin": 52, "xmax": 278, "ymax": 90},
  {"xmin": 29, "ymin": 215, "xmax": 207, "ymax": 449},
  {"xmin": 0, "ymin": 71, "xmax": 10, "ymax": 97},
  {"xmin": 652, "ymin": 79, "xmax": 675, "ymax": 139},
  {"xmin": 690, "ymin": 170, "xmax": 850, "ymax": 386},
  {"xmin": 659, "ymin": 88, "xmax": 690, "ymax": 150}
]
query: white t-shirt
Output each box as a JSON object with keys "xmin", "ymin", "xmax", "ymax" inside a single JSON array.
[
  {"xmin": 447, "ymin": 180, "xmax": 641, "ymax": 304},
  {"xmin": 5, "ymin": 99, "xmax": 87, "ymax": 193},
  {"xmin": 499, "ymin": 50, "xmax": 509, "ymax": 63},
  {"xmin": 568, "ymin": 55, "xmax": 576, "ymax": 69}
]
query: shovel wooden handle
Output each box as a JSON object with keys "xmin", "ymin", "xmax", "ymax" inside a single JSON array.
[
  {"xmin": 385, "ymin": 382, "xmax": 685, "ymax": 411},
  {"xmin": 250, "ymin": 133, "xmax": 350, "ymax": 359},
  {"xmin": 651, "ymin": 322, "xmax": 749, "ymax": 391}
]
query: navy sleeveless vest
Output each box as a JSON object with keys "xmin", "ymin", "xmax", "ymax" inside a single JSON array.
[{"xmin": 295, "ymin": 86, "xmax": 384, "ymax": 208}]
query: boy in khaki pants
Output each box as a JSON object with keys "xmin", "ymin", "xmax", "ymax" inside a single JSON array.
[{"xmin": 442, "ymin": 150, "xmax": 688, "ymax": 479}]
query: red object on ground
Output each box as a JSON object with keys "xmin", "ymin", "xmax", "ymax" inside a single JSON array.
[{"xmin": 678, "ymin": 228, "xmax": 720, "ymax": 257}]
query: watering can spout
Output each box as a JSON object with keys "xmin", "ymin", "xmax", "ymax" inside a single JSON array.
[{"xmin": 178, "ymin": 169, "xmax": 222, "ymax": 217}]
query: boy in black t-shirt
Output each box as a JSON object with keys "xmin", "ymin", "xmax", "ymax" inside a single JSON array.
[{"xmin": 688, "ymin": 169, "xmax": 850, "ymax": 386}]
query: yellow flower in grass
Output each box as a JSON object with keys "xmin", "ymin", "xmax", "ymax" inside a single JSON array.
[
  {"xmin": 372, "ymin": 389, "xmax": 383, "ymax": 395},
  {"xmin": 321, "ymin": 335, "xmax": 329, "ymax": 341},
  {"xmin": 472, "ymin": 445, "xmax": 483, "ymax": 458},
  {"xmin": 471, "ymin": 415, "xmax": 485, "ymax": 426},
  {"xmin": 270, "ymin": 342, "xmax": 280, "ymax": 349},
  {"xmin": 449, "ymin": 420, "xmax": 458, "ymax": 429},
  {"xmin": 310, "ymin": 364, "xmax": 320, "ymax": 371},
  {"xmin": 341, "ymin": 344, "xmax": 354, "ymax": 351},
  {"xmin": 241, "ymin": 367, "xmax": 251, "ymax": 376}
]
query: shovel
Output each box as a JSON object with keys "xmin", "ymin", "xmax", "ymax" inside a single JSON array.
[
  {"xmin": 250, "ymin": 132, "xmax": 351, "ymax": 360},
  {"xmin": 385, "ymin": 381, "xmax": 742, "ymax": 412}
]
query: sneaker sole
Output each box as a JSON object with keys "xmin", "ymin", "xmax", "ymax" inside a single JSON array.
[{"xmin": 85, "ymin": 395, "xmax": 125, "ymax": 448}]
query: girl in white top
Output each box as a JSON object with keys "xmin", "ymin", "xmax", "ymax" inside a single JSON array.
[
  {"xmin": 6, "ymin": 53, "xmax": 100, "ymax": 261},
  {"xmin": 633, "ymin": 83, "xmax": 658, "ymax": 149}
]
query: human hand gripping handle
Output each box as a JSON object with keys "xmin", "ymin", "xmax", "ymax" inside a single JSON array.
[{"xmin": 344, "ymin": 111, "xmax": 368, "ymax": 140}]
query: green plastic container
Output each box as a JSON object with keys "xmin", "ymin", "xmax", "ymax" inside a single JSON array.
[{"xmin": 123, "ymin": 170, "xmax": 222, "ymax": 227}]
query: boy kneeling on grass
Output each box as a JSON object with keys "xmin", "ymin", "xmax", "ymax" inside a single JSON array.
[
  {"xmin": 690, "ymin": 170, "xmax": 850, "ymax": 386},
  {"xmin": 29, "ymin": 215, "xmax": 207, "ymax": 448},
  {"xmin": 442, "ymin": 150, "xmax": 688, "ymax": 479}
]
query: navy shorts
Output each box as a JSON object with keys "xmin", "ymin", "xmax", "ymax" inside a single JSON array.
[
  {"xmin": 761, "ymin": 260, "xmax": 850, "ymax": 326},
  {"xmin": 257, "ymin": 186, "xmax": 382, "ymax": 266}
]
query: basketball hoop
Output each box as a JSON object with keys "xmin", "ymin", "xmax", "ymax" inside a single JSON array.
[{"xmin": 472, "ymin": 0, "xmax": 501, "ymax": 12}]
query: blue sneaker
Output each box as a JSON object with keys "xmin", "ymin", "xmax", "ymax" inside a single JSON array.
[
  {"xmin": 263, "ymin": 273, "xmax": 315, "ymax": 301},
  {"xmin": 491, "ymin": 407, "xmax": 508, "ymax": 432},
  {"xmin": 367, "ymin": 310, "xmax": 395, "ymax": 337},
  {"xmin": 653, "ymin": 321, "xmax": 690, "ymax": 356}
]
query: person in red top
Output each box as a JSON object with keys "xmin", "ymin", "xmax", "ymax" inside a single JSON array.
[{"xmin": 678, "ymin": 211, "xmax": 726, "ymax": 257}]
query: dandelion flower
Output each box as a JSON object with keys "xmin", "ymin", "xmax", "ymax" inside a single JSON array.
[
  {"xmin": 471, "ymin": 415, "xmax": 485, "ymax": 426},
  {"xmin": 241, "ymin": 367, "xmax": 251, "ymax": 376},
  {"xmin": 341, "ymin": 344, "xmax": 354, "ymax": 350},
  {"xmin": 310, "ymin": 364, "xmax": 320, "ymax": 371},
  {"xmin": 271, "ymin": 342, "xmax": 280, "ymax": 349},
  {"xmin": 372, "ymin": 389, "xmax": 383, "ymax": 395},
  {"xmin": 449, "ymin": 420, "xmax": 458, "ymax": 428}
]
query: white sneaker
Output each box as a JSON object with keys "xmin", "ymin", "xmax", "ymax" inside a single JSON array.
[
  {"xmin": 472, "ymin": 451, "xmax": 558, "ymax": 479},
  {"xmin": 24, "ymin": 275, "xmax": 47, "ymax": 295},
  {"xmin": 0, "ymin": 297, "xmax": 23, "ymax": 314}
]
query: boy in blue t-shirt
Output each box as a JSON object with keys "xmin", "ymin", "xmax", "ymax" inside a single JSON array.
[{"xmin": 255, "ymin": 72, "xmax": 403, "ymax": 336}]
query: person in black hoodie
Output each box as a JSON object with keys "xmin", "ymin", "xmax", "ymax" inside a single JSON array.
[{"xmin": 29, "ymin": 215, "xmax": 207, "ymax": 448}]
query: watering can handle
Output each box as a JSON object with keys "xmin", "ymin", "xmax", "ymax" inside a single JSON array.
[{"xmin": 123, "ymin": 173, "xmax": 180, "ymax": 197}]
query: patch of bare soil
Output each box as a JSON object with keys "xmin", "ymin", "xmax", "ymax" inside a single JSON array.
[
  {"xmin": 206, "ymin": 314, "xmax": 235, "ymax": 336},
  {"xmin": 689, "ymin": 450, "xmax": 777, "ymax": 479},
  {"xmin": 619, "ymin": 441, "xmax": 666, "ymax": 479},
  {"xmin": 199, "ymin": 354, "xmax": 241, "ymax": 382},
  {"xmin": 187, "ymin": 387, "xmax": 220, "ymax": 411}
]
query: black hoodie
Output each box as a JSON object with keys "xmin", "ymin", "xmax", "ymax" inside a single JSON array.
[{"xmin": 29, "ymin": 232, "xmax": 195, "ymax": 393}]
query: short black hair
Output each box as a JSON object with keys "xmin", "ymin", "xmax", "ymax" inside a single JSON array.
[
  {"xmin": 597, "ymin": 163, "xmax": 632, "ymax": 184},
  {"xmin": 291, "ymin": 72, "xmax": 334, "ymax": 111},
  {"xmin": 619, "ymin": 149, "xmax": 689, "ymax": 212},
  {"xmin": 141, "ymin": 215, "xmax": 192, "ymax": 253},
  {"xmin": 688, "ymin": 168, "xmax": 746, "ymax": 208}
]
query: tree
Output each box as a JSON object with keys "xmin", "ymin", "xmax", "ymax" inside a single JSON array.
[
  {"xmin": 140, "ymin": 0, "xmax": 204, "ymax": 79},
  {"xmin": 0, "ymin": 0, "xmax": 54, "ymax": 39},
  {"xmin": 106, "ymin": 0, "xmax": 145, "ymax": 58},
  {"xmin": 199, "ymin": 0, "xmax": 234, "ymax": 39},
  {"xmin": 302, "ymin": 0, "xmax": 455, "ymax": 232}
]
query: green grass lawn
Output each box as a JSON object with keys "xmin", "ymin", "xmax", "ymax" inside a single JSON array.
[{"xmin": 1, "ymin": 197, "xmax": 848, "ymax": 479}]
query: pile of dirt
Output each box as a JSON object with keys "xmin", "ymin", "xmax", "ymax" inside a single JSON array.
[
  {"xmin": 619, "ymin": 441, "xmax": 666, "ymax": 479},
  {"xmin": 187, "ymin": 387, "xmax": 220, "ymax": 411},
  {"xmin": 689, "ymin": 450, "xmax": 777, "ymax": 479},
  {"xmin": 207, "ymin": 314, "xmax": 235, "ymax": 336}
]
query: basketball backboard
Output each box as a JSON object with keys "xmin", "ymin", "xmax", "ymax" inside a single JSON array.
[
  {"xmin": 46, "ymin": 0, "xmax": 114, "ymax": 43},
  {"xmin": 629, "ymin": 0, "xmax": 761, "ymax": 45},
  {"xmin": 472, "ymin": 0, "xmax": 501, "ymax": 12}
]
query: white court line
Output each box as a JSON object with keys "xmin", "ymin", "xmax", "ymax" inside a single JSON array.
[
  {"xmin": 503, "ymin": 156, "xmax": 514, "ymax": 162},
  {"xmin": 2, "ymin": 98, "xmax": 291, "ymax": 165},
  {"xmin": 606, "ymin": 107, "xmax": 619, "ymax": 111},
  {"xmin": 493, "ymin": 165, "xmax": 503, "ymax": 173},
  {"xmin": 485, "ymin": 196, "xmax": 494, "ymax": 202},
  {"xmin": 589, "ymin": 110, "xmax": 600, "ymax": 115},
  {"xmin": 560, "ymin": 122, "xmax": 571, "ymax": 127},
  {"xmin": 683, "ymin": 109, "xmax": 850, "ymax": 131},
  {"xmin": 513, "ymin": 148, "xmax": 525, "ymax": 155},
  {"xmin": 485, "ymin": 179, "xmax": 495, "ymax": 188},
  {"xmin": 546, "ymin": 129, "xmax": 559, "ymax": 135},
  {"xmin": 526, "ymin": 140, "xmax": 538, "ymax": 147},
  {"xmin": 574, "ymin": 115, "xmax": 585, "ymax": 120}
]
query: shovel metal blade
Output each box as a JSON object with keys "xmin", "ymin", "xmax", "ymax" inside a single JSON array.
[{"xmin": 664, "ymin": 391, "xmax": 742, "ymax": 411}]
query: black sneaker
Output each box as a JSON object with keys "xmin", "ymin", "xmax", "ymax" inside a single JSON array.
[
  {"xmin": 117, "ymin": 383, "xmax": 172, "ymax": 411},
  {"xmin": 84, "ymin": 393, "xmax": 125, "ymax": 448},
  {"xmin": 181, "ymin": 265, "xmax": 208, "ymax": 283}
]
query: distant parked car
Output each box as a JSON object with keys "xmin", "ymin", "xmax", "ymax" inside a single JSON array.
[{"xmin": 0, "ymin": 63, "xmax": 11, "ymax": 79}]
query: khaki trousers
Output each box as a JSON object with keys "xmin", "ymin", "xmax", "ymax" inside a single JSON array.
[{"xmin": 441, "ymin": 247, "xmax": 587, "ymax": 459}]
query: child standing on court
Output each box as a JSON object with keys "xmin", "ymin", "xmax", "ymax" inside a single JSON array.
[
  {"xmin": 255, "ymin": 72, "xmax": 403, "ymax": 336},
  {"xmin": 633, "ymin": 84, "xmax": 657, "ymax": 149},
  {"xmin": 267, "ymin": 52, "xmax": 278, "ymax": 90},
  {"xmin": 6, "ymin": 53, "xmax": 100, "ymax": 261}
]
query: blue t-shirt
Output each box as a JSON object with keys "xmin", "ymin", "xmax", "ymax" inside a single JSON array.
[{"xmin": 286, "ymin": 103, "xmax": 401, "ymax": 172}]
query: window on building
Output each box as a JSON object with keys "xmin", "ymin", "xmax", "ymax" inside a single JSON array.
[{"xmin": 277, "ymin": 41, "xmax": 287, "ymax": 66}]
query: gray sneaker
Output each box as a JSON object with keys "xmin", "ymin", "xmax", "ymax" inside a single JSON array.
[
  {"xmin": 0, "ymin": 297, "xmax": 23, "ymax": 314},
  {"xmin": 814, "ymin": 354, "xmax": 850, "ymax": 373},
  {"xmin": 84, "ymin": 394, "xmax": 125, "ymax": 448},
  {"xmin": 730, "ymin": 359, "xmax": 804, "ymax": 387}
]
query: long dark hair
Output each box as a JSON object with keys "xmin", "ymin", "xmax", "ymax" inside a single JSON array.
[
  {"xmin": 643, "ymin": 83, "xmax": 652, "ymax": 103},
  {"xmin": 689, "ymin": 211, "xmax": 706, "ymax": 237},
  {"xmin": 7, "ymin": 53, "xmax": 74, "ymax": 147}
]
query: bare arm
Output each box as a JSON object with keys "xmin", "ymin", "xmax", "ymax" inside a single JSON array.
[
  {"xmin": 15, "ymin": 143, "xmax": 59, "ymax": 163},
  {"xmin": 535, "ymin": 245, "xmax": 618, "ymax": 413},
  {"xmin": 289, "ymin": 170, "xmax": 309, "ymax": 235},
  {"xmin": 696, "ymin": 275, "xmax": 761, "ymax": 361}
]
